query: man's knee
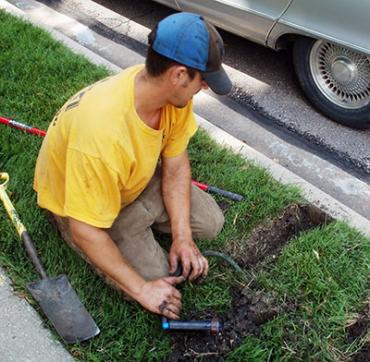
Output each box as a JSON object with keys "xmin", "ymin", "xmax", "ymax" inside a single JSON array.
[
  {"xmin": 212, "ymin": 209, "xmax": 225, "ymax": 237},
  {"xmin": 190, "ymin": 184, "xmax": 225, "ymax": 240},
  {"xmin": 205, "ymin": 208, "xmax": 225, "ymax": 239},
  {"xmin": 193, "ymin": 206, "xmax": 225, "ymax": 240}
]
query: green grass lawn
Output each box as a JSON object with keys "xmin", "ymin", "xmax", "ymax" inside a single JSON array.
[{"xmin": 1, "ymin": 10, "xmax": 369, "ymax": 361}]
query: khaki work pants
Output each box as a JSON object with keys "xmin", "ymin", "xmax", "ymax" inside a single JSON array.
[{"xmin": 52, "ymin": 170, "xmax": 225, "ymax": 292}]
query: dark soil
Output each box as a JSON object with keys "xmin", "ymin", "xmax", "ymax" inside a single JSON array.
[
  {"xmin": 216, "ymin": 199, "xmax": 232, "ymax": 213},
  {"xmin": 346, "ymin": 298, "xmax": 370, "ymax": 362},
  {"xmin": 227, "ymin": 204, "xmax": 331, "ymax": 269},
  {"xmin": 166, "ymin": 286, "xmax": 296, "ymax": 361},
  {"xmin": 351, "ymin": 345, "xmax": 370, "ymax": 362},
  {"xmin": 347, "ymin": 312, "xmax": 369, "ymax": 342}
]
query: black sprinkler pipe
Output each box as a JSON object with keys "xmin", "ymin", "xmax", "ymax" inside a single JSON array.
[
  {"xmin": 161, "ymin": 251, "xmax": 243, "ymax": 335},
  {"xmin": 162, "ymin": 317, "xmax": 223, "ymax": 336}
]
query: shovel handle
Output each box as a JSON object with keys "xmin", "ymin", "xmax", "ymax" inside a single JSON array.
[
  {"xmin": 0, "ymin": 172, "xmax": 9, "ymax": 189},
  {"xmin": 21, "ymin": 231, "xmax": 48, "ymax": 279},
  {"xmin": 0, "ymin": 173, "xmax": 47, "ymax": 279}
]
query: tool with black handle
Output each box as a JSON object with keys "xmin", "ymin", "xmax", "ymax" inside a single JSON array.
[
  {"xmin": 192, "ymin": 180, "xmax": 243, "ymax": 201},
  {"xmin": 0, "ymin": 172, "xmax": 100, "ymax": 344},
  {"xmin": 1, "ymin": 114, "xmax": 245, "ymax": 202}
]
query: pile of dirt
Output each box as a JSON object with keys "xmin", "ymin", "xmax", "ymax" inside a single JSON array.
[
  {"xmin": 227, "ymin": 204, "xmax": 331, "ymax": 269},
  {"xmin": 166, "ymin": 287, "xmax": 296, "ymax": 361}
]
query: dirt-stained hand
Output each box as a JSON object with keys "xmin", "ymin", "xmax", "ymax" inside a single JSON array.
[
  {"xmin": 169, "ymin": 239, "xmax": 209, "ymax": 281},
  {"xmin": 136, "ymin": 276, "xmax": 184, "ymax": 319}
]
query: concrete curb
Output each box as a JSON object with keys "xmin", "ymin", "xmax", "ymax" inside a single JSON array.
[
  {"xmin": 197, "ymin": 116, "xmax": 370, "ymax": 236},
  {"xmin": 0, "ymin": 0, "xmax": 120, "ymax": 74},
  {"xmin": 1, "ymin": 0, "xmax": 370, "ymax": 237},
  {"xmin": 0, "ymin": 269, "xmax": 74, "ymax": 362}
]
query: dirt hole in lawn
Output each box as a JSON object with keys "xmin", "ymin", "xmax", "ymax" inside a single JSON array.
[
  {"xmin": 167, "ymin": 204, "xmax": 330, "ymax": 361},
  {"xmin": 346, "ymin": 298, "xmax": 370, "ymax": 362},
  {"xmin": 227, "ymin": 203, "xmax": 331, "ymax": 269},
  {"xmin": 351, "ymin": 344, "xmax": 370, "ymax": 362},
  {"xmin": 166, "ymin": 286, "xmax": 296, "ymax": 361}
]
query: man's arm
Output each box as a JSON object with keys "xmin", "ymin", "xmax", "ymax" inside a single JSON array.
[
  {"xmin": 162, "ymin": 151, "xmax": 208, "ymax": 280},
  {"xmin": 68, "ymin": 218, "xmax": 183, "ymax": 318}
]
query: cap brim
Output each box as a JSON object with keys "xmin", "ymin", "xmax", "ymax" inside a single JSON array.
[{"xmin": 202, "ymin": 66, "xmax": 232, "ymax": 95}]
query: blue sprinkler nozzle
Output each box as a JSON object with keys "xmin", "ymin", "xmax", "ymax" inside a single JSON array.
[{"xmin": 162, "ymin": 317, "xmax": 223, "ymax": 336}]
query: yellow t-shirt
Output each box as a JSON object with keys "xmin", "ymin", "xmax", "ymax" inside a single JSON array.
[{"xmin": 34, "ymin": 65, "xmax": 197, "ymax": 228}]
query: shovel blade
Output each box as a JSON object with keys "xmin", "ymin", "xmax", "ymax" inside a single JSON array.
[{"xmin": 27, "ymin": 275, "xmax": 100, "ymax": 344}]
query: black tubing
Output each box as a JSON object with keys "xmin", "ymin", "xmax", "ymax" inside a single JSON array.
[
  {"xmin": 202, "ymin": 250, "xmax": 243, "ymax": 274},
  {"xmin": 171, "ymin": 251, "xmax": 244, "ymax": 276},
  {"xmin": 207, "ymin": 185, "xmax": 243, "ymax": 202},
  {"xmin": 163, "ymin": 251, "xmax": 244, "ymax": 334}
]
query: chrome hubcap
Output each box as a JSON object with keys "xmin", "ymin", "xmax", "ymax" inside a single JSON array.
[
  {"xmin": 310, "ymin": 40, "xmax": 370, "ymax": 109},
  {"xmin": 331, "ymin": 58, "xmax": 357, "ymax": 83}
]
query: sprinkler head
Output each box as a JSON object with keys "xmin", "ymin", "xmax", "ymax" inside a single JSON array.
[{"xmin": 162, "ymin": 317, "xmax": 224, "ymax": 335}]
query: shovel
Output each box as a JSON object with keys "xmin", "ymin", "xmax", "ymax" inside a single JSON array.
[{"xmin": 0, "ymin": 172, "xmax": 100, "ymax": 344}]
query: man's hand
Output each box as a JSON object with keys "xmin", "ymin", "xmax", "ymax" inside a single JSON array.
[
  {"xmin": 136, "ymin": 276, "xmax": 184, "ymax": 319},
  {"xmin": 169, "ymin": 238, "xmax": 209, "ymax": 281},
  {"xmin": 161, "ymin": 152, "xmax": 209, "ymax": 281}
]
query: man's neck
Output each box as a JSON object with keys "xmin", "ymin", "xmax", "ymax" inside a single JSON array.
[{"xmin": 134, "ymin": 69, "xmax": 167, "ymax": 130}]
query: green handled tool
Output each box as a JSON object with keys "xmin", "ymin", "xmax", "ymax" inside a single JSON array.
[{"xmin": 0, "ymin": 172, "xmax": 100, "ymax": 344}]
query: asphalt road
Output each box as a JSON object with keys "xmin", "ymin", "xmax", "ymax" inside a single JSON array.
[
  {"xmin": 87, "ymin": 0, "xmax": 370, "ymax": 179},
  {"xmin": 8, "ymin": 0, "xmax": 370, "ymax": 218},
  {"xmin": 36, "ymin": 0, "xmax": 370, "ymax": 179}
]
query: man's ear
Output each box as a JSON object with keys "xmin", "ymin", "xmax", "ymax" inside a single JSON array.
[{"xmin": 168, "ymin": 66, "xmax": 188, "ymax": 86}]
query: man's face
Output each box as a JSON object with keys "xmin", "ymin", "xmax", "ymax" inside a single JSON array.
[{"xmin": 169, "ymin": 70, "xmax": 209, "ymax": 108}]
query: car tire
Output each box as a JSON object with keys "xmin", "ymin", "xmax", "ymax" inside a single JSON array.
[{"xmin": 293, "ymin": 36, "xmax": 370, "ymax": 129}]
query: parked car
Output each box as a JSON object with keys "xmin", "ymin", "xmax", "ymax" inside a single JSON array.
[{"xmin": 153, "ymin": 0, "xmax": 370, "ymax": 129}]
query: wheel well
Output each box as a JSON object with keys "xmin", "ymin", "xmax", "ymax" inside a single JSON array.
[{"xmin": 274, "ymin": 33, "xmax": 300, "ymax": 50}]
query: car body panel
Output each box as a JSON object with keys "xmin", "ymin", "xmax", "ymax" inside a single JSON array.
[
  {"xmin": 152, "ymin": 0, "xmax": 179, "ymax": 9},
  {"xmin": 281, "ymin": 0, "xmax": 370, "ymax": 55},
  {"xmin": 153, "ymin": 0, "xmax": 370, "ymax": 56},
  {"xmin": 177, "ymin": 0, "xmax": 291, "ymax": 45},
  {"xmin": 152, "ymin": 0, "xmax": 370, "ymax": 124}
]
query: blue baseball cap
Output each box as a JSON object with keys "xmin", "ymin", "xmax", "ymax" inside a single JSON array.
[{"xmin": 149, "ymin": 12, "xmax": 232, "ymax": 95}]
